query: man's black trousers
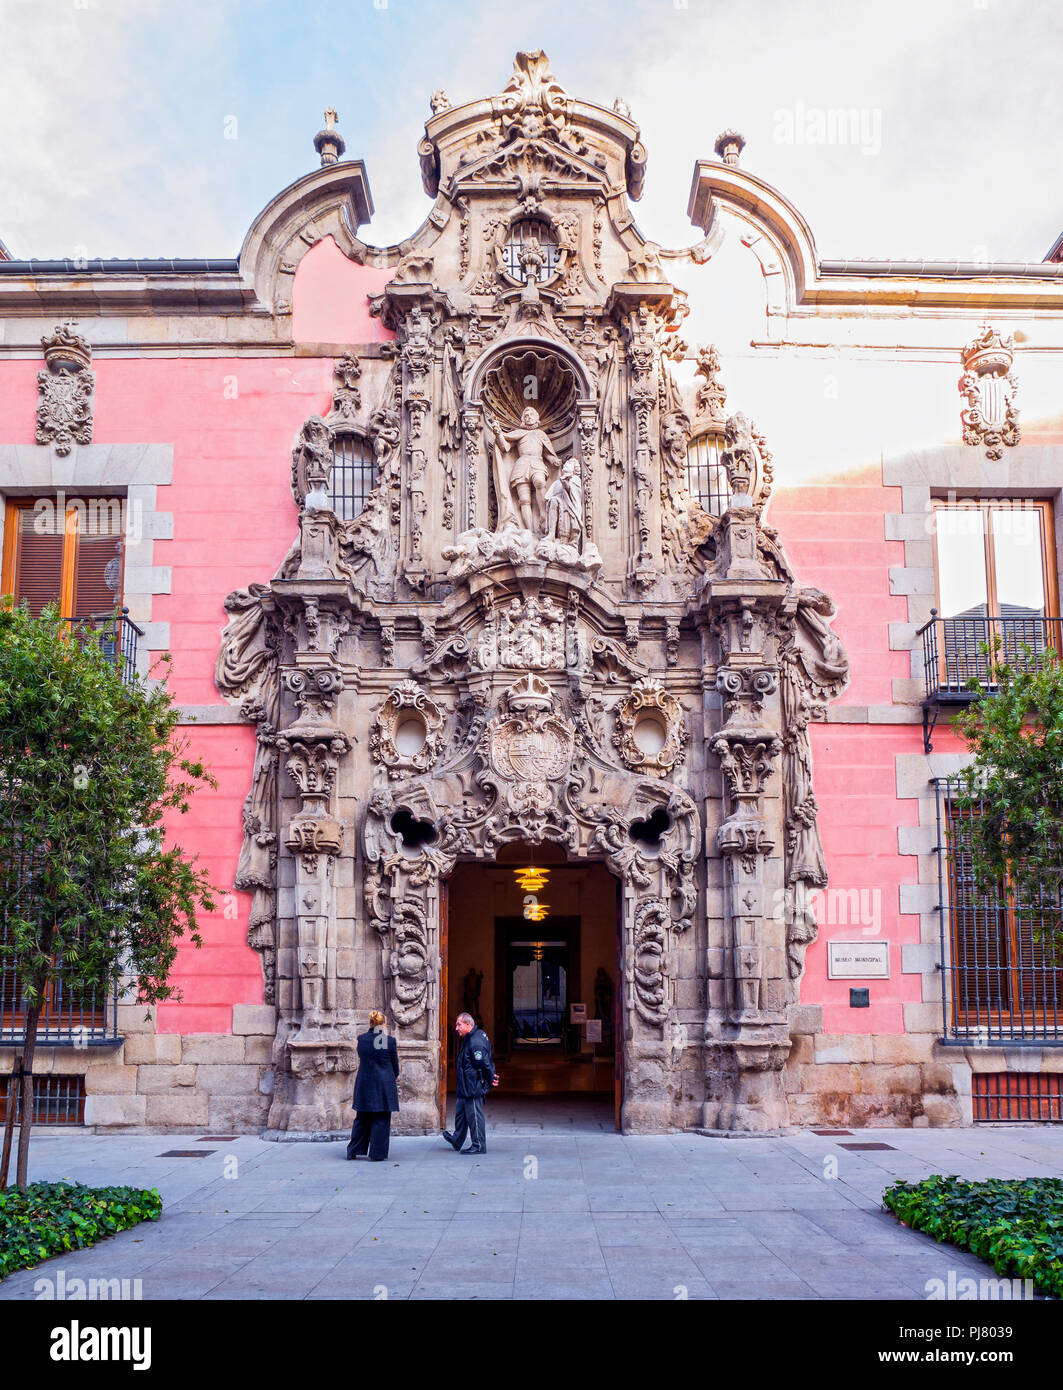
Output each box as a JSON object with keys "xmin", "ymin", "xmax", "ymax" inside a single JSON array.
[
  {"xmin": 451, "ymin": 1093, "xmax": 486, "ymax": 1152},
  {"xmin": 347, "ymin": 1110, "xmax": 391, "ymax": 1160}
]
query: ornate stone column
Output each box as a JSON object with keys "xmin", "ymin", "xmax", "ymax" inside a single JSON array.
[{"xmin": 701, "ymin": 417, "xmax": 792, "ymax": 1132}]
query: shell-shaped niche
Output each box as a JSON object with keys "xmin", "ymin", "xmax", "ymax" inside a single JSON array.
[{"xmin": 480, "ymin": 347, "xmax": 580, "ymax": 439}]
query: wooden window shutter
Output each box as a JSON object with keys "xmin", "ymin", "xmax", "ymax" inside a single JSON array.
[
  {"xmin": 73, "ymin": 518, "xmax": 124, "ymax": 619},
  {"xmin": 12, "ymin": 504, "xmax": 65, "ymax": 615}
]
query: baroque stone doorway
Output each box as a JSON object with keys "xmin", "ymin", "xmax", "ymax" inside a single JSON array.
[{"xmin": 442, "ymin": 852, "xmax": 621, "ymax": 1131}]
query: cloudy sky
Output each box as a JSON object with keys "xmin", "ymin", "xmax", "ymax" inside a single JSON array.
[{"xmin": 2, "ymin": 0, "xmax": 1060, "ymax": 263}]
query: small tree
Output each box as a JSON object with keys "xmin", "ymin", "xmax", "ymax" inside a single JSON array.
[
  {"xmin": 952, "ymin": 641, "xmax": 1063, "ymax": 954},
  {"xmin": 0, "ymin": 602, "xmax": 216, "ymax": 1188}
]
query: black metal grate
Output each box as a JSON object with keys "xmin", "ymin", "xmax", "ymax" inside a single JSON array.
[
  {"xmin": 935, "ymin": 778, "xmax": 1063, "ymax": 1045},
  {"xmin": 0, "ymin": 848, "xmax": 119, "ymax": 1047},
  {"xmin": 919, "ymin": 613, "xmax": 1062, "ymax": 700},
  {"xmin": 501, "ymin": 219, "xmax": 560, "ymax": 283},
  {"xmin": 0, "ymin": 1073, "xmax": 85, "ymax": 1125},
  {"xmin": 686, "ymin": 432, "xmax": 730, "ymax": 517},
  {"xmin": 973, "ymin": 1072, "xmax": 1063, "ymax": 1122},
  {"xmin": 63, "ymin": 608, "xmax": 141, "ymax": 686},
  {"xmin": 330, "ymin": 434, "xmax": 376, "ymax": 522}
]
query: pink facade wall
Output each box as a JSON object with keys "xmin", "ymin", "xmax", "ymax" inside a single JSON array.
[{"xmin": 0, "ymin": 251, "xmax": 950, "ymax": 1043}]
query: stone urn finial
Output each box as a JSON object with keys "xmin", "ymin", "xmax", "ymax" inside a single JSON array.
[
  {"xmin": 313, "ymin": 107, "xmax": 346, "ymax": 167},
  {"xmin": 714, "ymin": 129, "xmax": 746, "ymax": 166}
]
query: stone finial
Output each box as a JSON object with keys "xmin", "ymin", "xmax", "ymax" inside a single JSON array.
[
  {"xmin": 313, "ymin": 107, "xmax": 346, "ymax": 167},
  {"xmin": 714, "ymin": 129, "xmax": 746, "ymax": 166},
  {"xmin": 430, "ymin": 90, "xmax": 451, "ymax": 115}
]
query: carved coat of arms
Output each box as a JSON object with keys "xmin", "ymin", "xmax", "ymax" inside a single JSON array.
[{"xmin": 484, "ymin": 673, "xmax": 576, "ymax": 817}]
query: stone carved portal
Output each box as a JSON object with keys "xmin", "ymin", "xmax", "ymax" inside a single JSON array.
[{"xmin": 214, "ymin": 51, "xmax": 849, "ymax": 1136}]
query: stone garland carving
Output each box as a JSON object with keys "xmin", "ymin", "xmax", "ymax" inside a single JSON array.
[
  {"xmin": 370, "ymin": 680, "xmax": 446, "ymax": 778},
  {"xmin": 777, "ymin": 589, "xmax": 850, "ymax": 979},
  {"xmin": 439, "ymin": 324, "xmax": 465, "ymax": 529},
  {"xmin": 216, "ymin": 584, "xmax": 282, "ymax": 1002},
  {"xmin": 332, "ymin": 354, "xmax": 362, "ymax": 422},
  {"xmin": 694, "ymin": 343, "xmax": 727, "ymax": 424},
  {"xmin": 612, "ymin": 678, "xmax": 688, "ymax": 776},
  {"xmin": 659, "ymin": 408, "xmax": 693, "ymax": 567},
  {"xmin": 596, "ymin": 326, "xmax": 624, "ymax": 528},
  {"xmin": 378, "ymin": 621, "xmax": 396, "ymax": 667},
  {"xmin": 959, "ymin": 324, "xmax": 1020, "ymax": 461},
  {"xmin": 461, "ymin": 403, "xmax": 482, "ymax": 532},
  {"xmin": 622, "ymin": 305, "xmax": 658, "ymax": 586},
  {"xmin": 37, "ymin": 323, "xmax": 94, "ymax": 456}
]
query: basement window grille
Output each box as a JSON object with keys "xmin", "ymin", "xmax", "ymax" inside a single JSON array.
[
  {"xmin": 0, "ymin": 1073, "xmax": 85, "ymax": 1125},
  {"xmin": 973, "ymin": 1072, "xmax": 1063, "ymax": 1122}
]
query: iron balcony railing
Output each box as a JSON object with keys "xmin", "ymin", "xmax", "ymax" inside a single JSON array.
[
  {"xmin": 935, "ymin": 777, "xmax": 1063, "ymax": 1046},
  {"xmin": 919, "ymin": 611, "xmax": 1063, "ymax": 700},
  {"xmin": 63, "ymin": 608, "xmax": 142, "ymax": 685},
  {"xmin": 917, "ymin": 611, "xmax": 1063, "ymax": 751}
]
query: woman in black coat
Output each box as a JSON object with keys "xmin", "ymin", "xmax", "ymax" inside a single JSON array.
[{"xmin": 346, "ymin": 1010, "xmax": 400, "ymax": 1161}]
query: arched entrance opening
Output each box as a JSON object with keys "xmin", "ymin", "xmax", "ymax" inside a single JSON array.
[{"xmin": 441, "ymin": 842, "xmax": 621, "ymax": 1133}]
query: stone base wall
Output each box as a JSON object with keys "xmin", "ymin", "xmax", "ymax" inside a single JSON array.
[
  {"xmin": 1, "ymin": 1004, "xmax": 277, "ymax": 1134},
  {"xmin": 8, "ymin": 999, "xmax": 1063, "ymax": 1134},
  {"xmin": 784, "ymin": 1006, "xmax": 1063, "ymax": 1128}
]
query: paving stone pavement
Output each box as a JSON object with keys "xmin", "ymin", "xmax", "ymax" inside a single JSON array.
[{"xmin": 2, "ymin": 1122, "xmax": 1060, "ymax": 1300}]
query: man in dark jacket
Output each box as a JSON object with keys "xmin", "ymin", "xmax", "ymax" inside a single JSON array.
[
  {"xmin": 347, "ymin": 1010, "xmax": 400, "ymax": 1161},
  {"xmin": 442, "ymin": 1011, "xmax": 497, "ymax": 1154}
]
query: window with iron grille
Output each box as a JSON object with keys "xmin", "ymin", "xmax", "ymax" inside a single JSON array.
[
  {"xmin": 329, "ymin": 433, "xmax": 376, "ymax": 521},
  {"xmin": 0, "ymin": 1074, "xmax": 85, "ymax": 1125},
  {"xmin": 685, "ymin": 432, "xmax": 730, "ymax": 517},
  {"xmin": 936, "ymin": 777, "xmax": 1063, "ymax": 1044},
  {"xmin": 501, "ymin": 219, "xmax": 560, "ymax": 284},
  {"xmin": 0, "ymin": 846, "xmax": 118, "ymax": 1046}
]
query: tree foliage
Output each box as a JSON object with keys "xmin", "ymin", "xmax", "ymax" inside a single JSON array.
[
  {"xmin": 0, "ymin": 601, "xmax": 216, "ymax": 1186},
  {"xmin": 952, "ymin": 641, "xmax": 1063, "ymax": 950}
]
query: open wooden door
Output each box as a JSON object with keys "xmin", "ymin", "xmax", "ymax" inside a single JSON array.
[
  {"xmin": 614, "ymin": 878, "xmax": 624, "ymax": 1132},
  {"xmin": 438, "ymin": 879, "xmax": 449, "ymax": 1129}
]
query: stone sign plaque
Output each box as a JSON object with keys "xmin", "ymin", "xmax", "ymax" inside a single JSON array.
[{"xmin": 827, "ymin": 941, "xmax": 890, "ymax": 980}]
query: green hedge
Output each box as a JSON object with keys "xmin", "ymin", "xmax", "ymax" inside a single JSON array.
[
  {"xmin": 0, "ymin": 1181, "xmax": 162, "ymax": 1278},
  {"xmin": 883, "ymin": 1175, "xmax": 1063, "ymax": 1299}
]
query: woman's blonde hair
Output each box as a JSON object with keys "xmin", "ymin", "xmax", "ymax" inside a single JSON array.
[{"xmin": 369, "ymin": 1009, "xmax": 386, "ymax": 1028}]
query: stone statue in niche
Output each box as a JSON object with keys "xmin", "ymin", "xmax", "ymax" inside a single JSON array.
[
  {"xmin": 545, "ymin": 458, "xmax": 584, "ymax": 547},
  {"xmin": 486, "ymin": 405, "xmax": 560, "ymax": 532}
]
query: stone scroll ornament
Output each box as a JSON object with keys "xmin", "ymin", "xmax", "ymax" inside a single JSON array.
[{"xmin": 37, "ymin": 323, "xmax": 94, "ymax": 456}]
